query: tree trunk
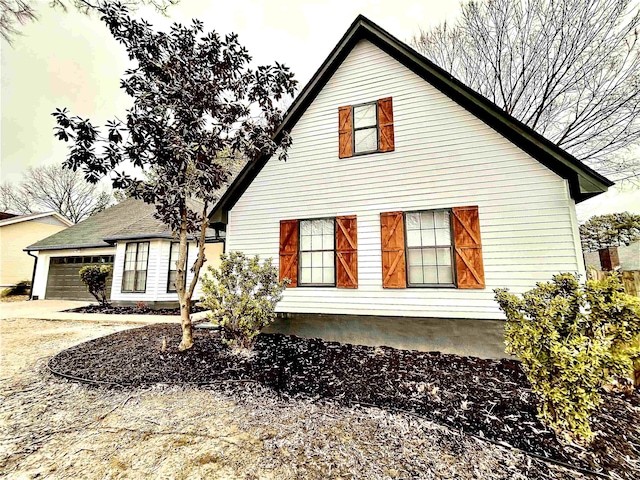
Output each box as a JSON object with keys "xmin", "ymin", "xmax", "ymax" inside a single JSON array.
[
  {"xmin": 175, "ymin": 212, "xmax": 193, "ymax": 351},
  {"xmin": 179, "ymin": 295, "xmax": 193, "ymax": 351}
]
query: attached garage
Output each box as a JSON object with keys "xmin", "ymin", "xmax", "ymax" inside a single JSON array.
[{"xmin": 45, "ymin": 255, "xmax": 114, "ymax": 300}]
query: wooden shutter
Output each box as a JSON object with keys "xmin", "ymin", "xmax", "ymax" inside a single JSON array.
[
  {"xmin": 279, "ymin": 220, "xmax": 299, "ymax": 287},
  {"xmin": 452, "ymin": 206, "xmax": 485, "ymax": 289},
  {"xmin": 338, "ymin": 106, "xmax": 353, "ymax": 158},
  {"xmin": 380, "ymin": 211, "xmax": 406, "ymax": 288},
  {"xmin": 336, "ymin": 216, "xmax": 358, "ymax": 288},
  {"xmin": 377, "ymin": 97, "xmax": 394, "ymax": 152}
]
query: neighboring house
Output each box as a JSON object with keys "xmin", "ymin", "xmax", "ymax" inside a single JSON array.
[
  {"xmin": 210, "ymin": 16, "xmax": 613, "ymax": 357},
  {"xmin": 0, "ymin": 212, "xmax": 73, "ymax": 288},
  {"xmin": 27, "ymin": 198, "xmax": 224, "ymax": 306},
  {"xmin": 584, "ymin": 241, "xmax": 640, "ymax": 271}
]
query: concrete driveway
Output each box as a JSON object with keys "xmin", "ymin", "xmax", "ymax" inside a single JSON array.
[{"xmin": 0, "ymin": 299, "xmax": 195, "ymax": 324}]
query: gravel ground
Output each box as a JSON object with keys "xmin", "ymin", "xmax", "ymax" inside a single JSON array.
[{"xmin": 1, "ymin": 318, "xmax": 591, "ymax": 479}]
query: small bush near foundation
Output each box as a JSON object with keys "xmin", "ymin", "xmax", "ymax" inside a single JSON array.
[
  {"xmin": 79, "ymin": 265, "xmax": 112, "ymax": 305},
  {"xmin": 201, "ymin": 251, "xmax": 289, "ymax": 350},
  {"xmin": 0, "ymin": 280, "xmax": 31, "ymax": 297},
  {"xmin": 495, "ymin": 272, "xmax": 640, "ymax": 442}
]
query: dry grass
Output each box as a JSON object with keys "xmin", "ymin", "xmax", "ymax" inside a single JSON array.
[
  {"xmin": 0, "ymin": 295, "xmax": 29, "ymax": 303},
  {"xmin": 0, "ymin": 318, "xmax": 590, "ymax": 479}
]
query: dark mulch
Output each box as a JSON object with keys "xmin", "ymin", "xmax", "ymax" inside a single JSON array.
[
  {"xmin": 49, "ymin": 324, "xmax": 640, "ymax": 479},
  {"xmin": 64, "ymin": 304, "xmax": 207, "ymax": 316}
]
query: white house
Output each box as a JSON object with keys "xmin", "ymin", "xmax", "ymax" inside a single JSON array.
[{"xmin": 209, "ymin": 16, "xmax": 612, "ymax": 357}]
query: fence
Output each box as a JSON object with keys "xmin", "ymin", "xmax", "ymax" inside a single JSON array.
[{"xmin": 586, "ymin": 270, "xmax": 640, "ymax": 297}]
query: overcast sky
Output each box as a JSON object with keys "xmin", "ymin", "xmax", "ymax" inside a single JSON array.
[{"xmin": 2, "ymin": 0, "xmax": 639, "ymax": 221}]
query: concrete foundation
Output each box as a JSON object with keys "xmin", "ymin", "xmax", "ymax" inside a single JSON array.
[{"xmin": 266, "ymin": 313, "xmax": 510, "ymax": 359}]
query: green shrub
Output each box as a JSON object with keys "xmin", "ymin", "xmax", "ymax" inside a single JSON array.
[
  {"xmin": 0, "ymin": 280, "xmax": 31, "ymax": 298},
  {"xmin": 495, "ymin": 272, "xmax": 640, "ymax": 442},
  {"xmin": 200, "ymin": 251, "xmax": 289, "ymax": 350},
  {"xmin": 79, "ymin": 265, "xmax": 112, "ymax": 305}
]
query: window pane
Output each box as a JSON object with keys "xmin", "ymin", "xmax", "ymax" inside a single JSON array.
[
  {"xmin": 434, "ymin": 210, "xmax": 449, "ymax": 228},
  {"xmin": 312, "ymin": 220, "xmax": 322, "ymax": 235},
  {"xmin": 122, "ymin": 271, "xmax": 134, "ymax": 291},
  {"xmin": 420, "ymin": 211, "xmax": 434, "ymax": 230},
  {"xmin": 406, "ymin": 230, "xmax": 421, "ymax": 247},
  {"xmin": 323, "ymin": 218, "xmax": 334, "ymax": 236},
  {"xmin": 311, "ymin": 233, "xmax": 323, "ymax": 250},
  {"xmin": 408, "ymin": 265, "xmax": 423, "ymax": 284},
  {"xmin": 421, "ymin": 229, "xmax": 436, "ymax": 246},
  {"xmin": 323, "ymin": 267, "xmax": 335, "ymax": 284},
  {"xmin": 323, "ymin": 251, "xmax": 333, "ymax": 267},
  {"xmin": 436, "ymin": 248, "xmax": 451, "ymax": 266},
  {"xmin": 138, "ymin": 242, "xmax": 149, "ymax": 261},
  {"xmin": 300, "ymin": 252, "xmax": 311, "ymax": 269},
  {"xmin": 438, "ymin": 266, "xmax": 453, "ymax": 284},
  {"xmin": 423, "ymin": 266, "xmax": 438, "ymax": 283},
  {"xmin": 435, "ymin": 228, "xmax": 450, "ymax": 245},
  {"xmin": 135, "ymin": 271, "xmax": 147, "ymax": 291},
  {"xmin": 300, "ymin": 235, "xmax": 311, "ymax": 251},
  {"xmin": 322, "ymin": 234, "xmax": 334, "ymax": 250},
  {"xmin": 422, "ymin": 248, "xmax": 437, "ymax": 265},
  {"xmin": 406, "ymin": 213, "xmax": 420, "ymax": 230},
  {"xmin": 168, "ymin": 271, "xmax": 177, "ymax": 291},
  {"xmin": 354, "ymin": 128, "xmax": 377, "ymax": 153},
  {"xmin": 408, "ymin": 249, "xmax": 422, "ymax": 266},
  {"xmin": 353, "ymin": 104, "xmax": 376, "ymax": 128},
  {"xmin": 311, "ymin": 251, "xmax": 322, "ymax": 268},
  {"xmin": 300, "ymin": 220, "xmax": 311, "ymax": 235},
  {"xmin": 301, "ymin": 268, "xmax": 312, "ymax": 284},
  {"xmin": 311, "ymin": 268, "xmax": 322, "ymax": 284}
]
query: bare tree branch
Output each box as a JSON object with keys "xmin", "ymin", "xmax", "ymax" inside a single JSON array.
[
  {"xmin": 412, "ymin": 0, "xmax": 640, "ymax": 184},
  {"xmin": 1, "ymin": 165, "xmax": 112, "ymax": 222}
]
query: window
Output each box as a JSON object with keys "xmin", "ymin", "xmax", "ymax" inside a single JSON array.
[
  {"xmin": 167, "ymin": 242, "xmax": 187, "ymax": 293},
  {"xmin": 299, "ymin": 218, "xmax": 336, "ymax": 286},
  {"xmin": 122, "ymin": 242, "xmax": 149, "ymax": 292},
  {"xmin": 353, "ymin": 102, "xmax": 378, "ymax": 154},
  {"xmin": 405, "ymin": 210, "xmax": 455, "ymax": 286},
  {"xmin": 338, "ymin": 97, "xmax": 394, "ymax": 158}
]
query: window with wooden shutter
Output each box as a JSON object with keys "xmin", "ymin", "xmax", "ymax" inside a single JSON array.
[
  {"xmin": 451, "ymin": 206, "xmax": 485, "ymax": 289},
  {"xmin": 338, "ymin": 106, "xmax": 353, "ymax": 158},
  {"xmin": 377, "ymin": 97, "xmax": 394, "ymax": 152},
  {"xmin": 405, "ymin": 209, "xmax": 455, "ymax": 286},
  {"xmin": 279, "ymin": 220, "xmax": 299, "ymax": 287},
  {"xmin": 336, "ymin": 215, "xmax": 358, "ymax": 288},
  {"xmin": 339, "ymin": 98, "xmax": 394, "ymax": 157},
  {"xmin": 380, "ymin": 211, "xmax": 406, "ymax": 288},
  {"xmin": 299, "ymin": 218, "xmax": 335, "ymax": 286}
]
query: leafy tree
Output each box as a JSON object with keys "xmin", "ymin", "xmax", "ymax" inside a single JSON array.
[
  {"xmin": 79, "ymin": 264, "xmax": 112, "ymax": 305},
  {"xmin": 412, "ymin": 0, "xmax": 640, "ymax": 183},
  {"xmin": 52, "ymin": 2, "xmax": 297, "ymax": 350},
  {"xmin": 0, "ymin": 164, "xmax": 112, "ymax": 222},
  {"xmin": 1, "ymin": 0, "xmax": 177, "ymax": 44},
  {"xmin": 579, "ymin": 212, "xmax": 640, "ymax": 252},
  {"xmin": 201, "ymin": 252, "xmax": 289, "ymax": 350},
  {"xmin": 495, "ymin": 272, "xmax": 640, "ymax": 442}
]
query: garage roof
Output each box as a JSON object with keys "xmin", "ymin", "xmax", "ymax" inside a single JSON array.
[{"xmin": 25, "ymin": 198, "xmax": 217, "ymax": 251}]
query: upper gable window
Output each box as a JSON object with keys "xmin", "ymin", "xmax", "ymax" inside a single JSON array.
[
  {"xmin": 339, "ymin": 97, "xmax": 394, "ymax": 158},
  {"xmin": 353, "ymin": 103, "xmax": 378, "ymax": 153}
]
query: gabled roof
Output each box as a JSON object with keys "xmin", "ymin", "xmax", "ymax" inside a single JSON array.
[
  {"xmin": 25, "ymin": 198, "xmax": 218, "ymax": 251},
  {"xmin": 211, "ymin": 15, "xmax": 613, "ymax": 222},
  {"xmin": 0, "ymin": 211, "xmax": 73, "ymax": 228}
]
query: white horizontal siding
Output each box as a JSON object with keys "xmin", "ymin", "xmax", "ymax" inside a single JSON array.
[
  {"xmin": 110, "ymin": 239, "xmax": 224, "ymax": 303},
  {"xmin": 226, "ymin": 39, "xmax": 585, "ymax": 320}
]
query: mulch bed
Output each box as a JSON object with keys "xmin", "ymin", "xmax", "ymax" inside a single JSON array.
[
  {"xmin": 65, "ymin": 304, "xmax": 207, "ymax": 316},
  {"xmin": 49, "ymin": 324, "xmax": 640, "ymax": 479}
]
